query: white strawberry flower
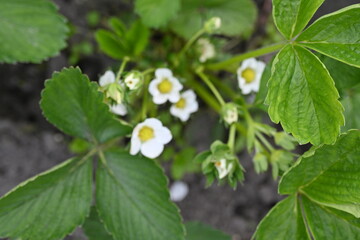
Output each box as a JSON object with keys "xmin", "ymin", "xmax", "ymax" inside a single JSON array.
[
  {"xmin": 148, "ymin": 68, "xmax": 183, "ymax": 104},
  {"xmin": 237, "ymin": 58, "xmax": 265, "ymax": 95},
  {"xmin": 197, "ymin": 38, "xmax": 215, "ymax": 63},
  {"xmin": 110, "ymin": 103, "xmax": 127, "ymax": 116},
  {"xmin": 130, "ymin": 118, "xmax": 172, "ymax": 159},
  {"xmin": 170, "ymin": 90, "xmax": 198, "ymax": 122},
  {"xmin": 214, "ymin": 159, "xmax": 233, "ymax": 179},
  {"xmin": 124, "ymin": 72, "xmax": 142, "ymax": 90}
]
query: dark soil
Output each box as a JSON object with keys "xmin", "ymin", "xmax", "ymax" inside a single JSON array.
[{"xmin": 0, "ymin": 0, "xmax": 357, "ymax": 239}]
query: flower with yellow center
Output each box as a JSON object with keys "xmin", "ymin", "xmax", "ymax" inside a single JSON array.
[
  {"xmin": 130, "ymin": 118, "xmax": 172, "ymax": 159},
  {"xmin": 149, "ymin": 68, "xmax": 183, "ymax": 104},
  {"xmin": 214, "ymin": 159, "xmax": 233, "ymax": 179},
  {"xmin": 237, "ymin": 58, "xmax": 265, "ymax": 95},
  {"xmin": 170, "ymin": 90, "xmax": 198, "ymax": 122}
]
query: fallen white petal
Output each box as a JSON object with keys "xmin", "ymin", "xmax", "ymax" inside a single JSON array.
[{"xmin": 170, "ymin": 181, "xmax": 189, "ymax": 202}]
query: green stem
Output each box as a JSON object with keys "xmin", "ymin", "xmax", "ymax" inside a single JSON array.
[
  {"xmin": 206, "ymin": 42, "xmax": 286, "ymax": 71},
  {"xmin": 196, "ymin": 69, "xmax": 226, "ymax": 106},
  {"xmin": 116, "ymin": 56, "xmax": 130, "ymax": 82},
  {"xmin": 142, "ymin": 68, "xmax": 155, "ymax": 76},
  {"xmin": 141, "ymin": 76, "xmax": 150, "ymax": 120},
  {"xmin": 210, "ymin": 75, "xmax": 238, "ymax": 100},
  {"xmin": 227, "ymin": 124, "xmax": 237, "ymax": 152},
  {"xmin": 255, "ymin": 131, "xmax": 275, "ymax": 152},
  {"xmin": 186, "ymin": 77, "xmax": 221, "ymax": 111},
  {"xmin": 180, "ymin": 28, "xmax": 206, "ymax": 55}
]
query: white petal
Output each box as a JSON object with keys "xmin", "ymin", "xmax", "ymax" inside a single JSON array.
[
  {"xmin": 130, "ymin": 136, "xmax": 141, "ymax": 155},
  {"xmin": 170, "ymin": 181, "xmax": 189, "ymax": 202},
  {"xmin": 187, "ymin": 101, "xmax": 199, "ymax": 113},
  {"xmin": 149, "ymin": 79, "xmax": 161, "ymax": 96},
  {"xmin": 143, "ymin": 118, "xmax": 163, "ymax": 129},
  {"xmin": 140, "ymin": 139, "xmax": 164, "ymax": 159},
  {"xmin": 182, "ymin": 89, "xmax": 196, "ymax": 100},
  {"xmin": 171, "ymin": 77, "xmax": 183, "ymax": 91},
  {"xmin": 168, "ymin": 92, "xmax": 181, "ymax": 103},
  {"xmin": 152, "ymin": 94, "xmax": 168, "ymax": 104},
  {"xmin": 99, "ymin": 70, "xmax": 115, "ymax": 87},
  {"xmin": 110, "ymin": 104, "xmax": 127, "ymax": 116},
  {"xmin": 155, "ymin": 68, "xmax": 173, "ymax": 78},
  {"xmin": 155, "ymin": 126, "xmax": 172, "ymax": 144}
]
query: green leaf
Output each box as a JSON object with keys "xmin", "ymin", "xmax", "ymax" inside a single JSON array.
[
  {"xmin": 342, "ymin": 85, "xmax": 360, "ymax": 131},
  {"xmin": 0, "ymin": 158, "xmax": 92, "ymax": 240},
  {"xmin": 319, "ymin": 55, "xmax": 360, "ymax": 96},
  {"xmin": 185, "ymin": 221, "xmax": 231, "ymax": 240},
  {"xmin": 253, "ymin": 195, "xmax": 309, "ymax": 240},
  {"xmin": 297, "ymin": 4, "xmax": 360, "ymax": 67},
  {"xmin": 266, "ymin": 45, "xmax": 344, "ymax": 145},
  {"xmin": 0, "ymin": 0, "xmax": 68, "ymax": 63},
  {"xmin": 171, "ymin": 147, "xmax": 198, "ymax": 180},
  {"xmin": 95, "ymin": 29, "xmax": 128, "ymax": 60},
  {"xmin": 41, "ymin": 67, "xmax": 132, "ymax": 144},
  {"xmin": 125, "ymin": 20, "xmax": 150, "ymax": 57},
  {"xmin": 135, "ymin": 0, "xmax": 181, "ymax": 28},
  {"xmin": 96, "ymin": 150, "xmax": 185, "ymax": 240},
  {"xmin": 272, "ymin": 0, "xmax": 324, "ymax": 39},
  {"xmin": 170, "ymin": 0, "xmax": 257, "ymax": 39},
  {"xmin": 279, "ymin": 130, "xmax": 360, "ymax": 217},
  {"xmin": 254, "ymin": 58, "xmax": 273, "ymax": 109},
  {"xmin": 82, "ymin": 206, "xmax": 114, "ymax": 240},
  {"xmin": 302, "ymin": 196, "xmax": 360, "ymax": 239}
]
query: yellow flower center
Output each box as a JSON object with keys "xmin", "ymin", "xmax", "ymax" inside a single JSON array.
[
  {"xmin": 157, "ymin": 78, "xmax": 173, "ymax": 93},
  {"xmin": 175, "ymin": 97, "xmax": 186, "ymax": 109},
  {"xmin": 241, "ymin": 68, "xmax": 256, "ymax": 83},
  {"xmin": 138, "ymin": 126, "xmax": 154, "ymax": 142},
  {"xmin": 215, "ymin": 161, "xmax": 221, "ymax": 167}
]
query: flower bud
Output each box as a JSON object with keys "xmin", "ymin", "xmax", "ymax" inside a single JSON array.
[
  {"xmin": 204, "ymin": 17, "xmax": 221, "ymax": 33},
  {"xmin": 221, "ymin": 103, "xmax": 238, "ymax": 125},
  {"xmin": 124, "ymin": 71, "xmax": 142, "ymax": 90},
  {"xmin": 105, "ymin": 83, "xmax": 124, "ymax": 104}
]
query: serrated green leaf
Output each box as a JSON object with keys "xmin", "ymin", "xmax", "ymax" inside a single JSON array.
[
  {"xmin": 253, "ymin": 195, "xmax": 309, "ymax": 240},
  {"xmin": 319, "ymin": 55, "xmax": 360, "ymax": 96},
  {"xmin": 0, "ymin": 0, "xmax": 68, "ymax": 63},
  {"xmin": 170, "ymin": 0, "xmax": 257, "ymax": 39},
  {"xmin": 135, "ymin": 0, "xmax": 181, "ymax": 28},
  {"xmin": 40, "ymin": 67, "xmax": 131, "ymax": 144},
  {"xmin": 96, "ymin": 150, "xmax": 185, "ymax": 240},
  {"xmin": 95, "ymin": 29, "xmax": 128, "ymax": 60},
  {"xmin": 342, "ymin": 85, "xmax": 360, "ymax": 131},
  {"xmin": 302, "ymin": 196, "xmax": 360, "ymax": 239},
  {"xmin": 82, "ymin": 206, "xmax": 114, "ymax": 240},
  {"xmin": 185, "ymin": 221, "xmax": 231, "ymax": 240},
  {"xmin": 272, "ymin": 0, "xmax": 324, "ymax": 39},
  {"xmin": 266, "ymin": 45, "xmax": 344, "ymax": 145},
  {"xmin": 0, "ymin": 158, "xmax": 92, "ymax": 240},
  {"xmin": 279, "ymin": 130, "xmax": 360, "ymax": 217},
  {"xmin": 297, "ymin": 4, "xmax": 360, "ymax": 67}
]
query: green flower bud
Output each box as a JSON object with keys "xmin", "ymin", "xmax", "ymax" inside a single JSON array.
[
  {"xmin": 253, "ymin": 152, "xmax": 268, "ymax": 173},
  {"xmin": 105, "ymin": 83, "xmax": 124, "ymax": 104},
  {"xmin": 204, "ymin": 17, "xmax": 221, "ymax": 33},
  {"xmin": 221, "ymin": 103, "xmax": 238, "ymax": 125}
]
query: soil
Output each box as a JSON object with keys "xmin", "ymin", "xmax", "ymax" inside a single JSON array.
[{"xmin": 0, "ymin": 0, "xmax": 357, "ymax": 239}]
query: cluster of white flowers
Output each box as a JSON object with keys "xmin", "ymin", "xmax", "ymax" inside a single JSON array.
[
  {"xmin": 237, "ymin": 58, "xmax": 265, "ymax": 95},
  {"xmin": 149, "ymin": 68, "xmax": 199, "ymax": 122}
]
